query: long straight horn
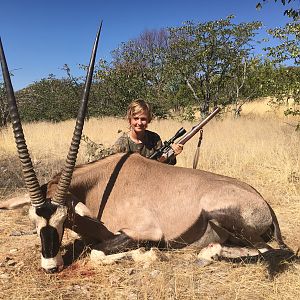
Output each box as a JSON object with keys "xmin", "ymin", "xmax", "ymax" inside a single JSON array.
[
  {"xmin": 0, "ymin": 38, "xmax": 45, "ymax": 207},
  {"xmin": 52, "ymin": 22, "xmax": 102, "ymax": 206}
]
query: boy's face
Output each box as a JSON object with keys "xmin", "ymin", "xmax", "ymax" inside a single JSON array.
[{"xmin": 129, "ymin": 110, "xmax": 149, "ymax": 134}]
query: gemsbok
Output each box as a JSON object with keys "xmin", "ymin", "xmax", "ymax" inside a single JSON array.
[{"xmin": 0, "ymin": 25, "xmax": 294, "ymax": 274}]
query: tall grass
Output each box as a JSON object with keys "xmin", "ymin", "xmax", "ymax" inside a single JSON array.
[
  {"xmin": 1, "ymin": 110, "xmax": 298, "ymax": 194},
  {"xmin": 0, "ymin": 100, "xmax": 299, "ymax": 299}
]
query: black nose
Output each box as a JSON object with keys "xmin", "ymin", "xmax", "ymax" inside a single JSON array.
[{"xmin": 45, "ymin": 267, "xmax": 59, "ymax": 274}]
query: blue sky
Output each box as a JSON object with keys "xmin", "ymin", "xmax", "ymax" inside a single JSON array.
[{"xmin": 0, "ymin": 0, "xmax": 297, "ymax": 90}]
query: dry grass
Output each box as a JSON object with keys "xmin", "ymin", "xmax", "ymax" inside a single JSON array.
[{"xmin": 0, "ymin": 100, "xmax": 300, "ymax": 299}]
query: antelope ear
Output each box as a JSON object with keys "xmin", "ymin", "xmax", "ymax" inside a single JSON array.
[{"xmin": 74, "ymin": 202, "xmax": 93, "ymax": 218}]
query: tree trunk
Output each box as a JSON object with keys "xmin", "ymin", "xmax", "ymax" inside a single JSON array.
[{"xmin": 200, "ymin": 99, "xmax": 210, "ymax": 118}]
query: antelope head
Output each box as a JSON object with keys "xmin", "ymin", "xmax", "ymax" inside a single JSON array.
[{"xmin": 0, "ymin": 23, "xmax": 102, "ymax": 273}]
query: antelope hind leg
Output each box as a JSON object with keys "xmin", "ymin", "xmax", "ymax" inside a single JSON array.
[
  {"xmin": 0, "ymin": 193, "xmax": 36, "ymax": 236},
  {"xmin": 188, "ymin": 219, "xmax": 231, "ymax": 266},
  {"xmin": 195, "ymin": 220, "xmax": 271, "ymax": 266},
  {"xmin": 0, "ymin": 193, "xmax": 30, "ymax": 209}
]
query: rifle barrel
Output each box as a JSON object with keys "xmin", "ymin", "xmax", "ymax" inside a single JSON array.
[{"xmin": 177, "ymin": 107, "xmax": 220, "ymax": 145}]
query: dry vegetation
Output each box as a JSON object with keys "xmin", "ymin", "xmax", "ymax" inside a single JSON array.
[{"xmin": 0, "ymin": 100, "xmax": 299, "ymax": 299}]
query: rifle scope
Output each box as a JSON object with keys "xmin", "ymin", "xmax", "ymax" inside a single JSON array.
[
  {"xmin": 149, "ymin": 127, "xmax": 187, "ymax": 160},
  {"xmin": 168, "ymin": 127, "xmax": 187, "ymax": 144}
]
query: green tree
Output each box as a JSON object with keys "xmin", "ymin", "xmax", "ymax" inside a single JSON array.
[
  {"xmin": 92, "ymin": 58, "xmax": 150, "ymax": 117},
  {"xmin": 225, "ymin": 58, "xmax": 277, "ymax": 116},
  {"xmin": 166, "ymin": 16, "xmax": 262, "ymax": 116},
  {"xmin": 17, "ymin": 74, "xmax": 82, "ymax": 122},
  {"xmin": 110, "ymin": 29, "xmax": 171, "ymax": 117},
  {"xmin": 266, "ymin": 22, "xmax": 300, "ymax": 65},
  {"xmin": 265, "ymin": 21, "xmax": 300, "ymax": 128}
]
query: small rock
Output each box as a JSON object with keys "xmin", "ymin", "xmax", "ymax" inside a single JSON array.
[
  {"xmin": 10, "ymin": 229, "xmax": 37, "ymax": 236},
  {"xmin": 128, "ymin": 268, "xmax": 135, "ymax": 275},
  {"xmin": 9, "ymin": 248, "xmax": 18, "ymax": 254},
  {"xmin": 16, "ymin": 261, "xmax": 25, "ymax": 271},
  {"xmin": 10, "ymin": 231, "xmax": 23, "ymax": 236},
  {"xmin": 150, "ymin": 270, "xmax": 160, "ymax": 278},
  {"xmin": 7, "ymin": 260, "xmax": 16, "ymax": 267},
  {"xmin": 0, "ymin": 273, "xmax": 10, "ymax": 279},
  {"xmin": 195, "ymin": 258, "xmax": 213, "ymax": 267},
  {"xmin": 73, "ymin": 284, "xmax": 81, "ymax": 290},
  {"xmin": 127, "ymin": 292, "xmax": 137, "ymax": 300}
]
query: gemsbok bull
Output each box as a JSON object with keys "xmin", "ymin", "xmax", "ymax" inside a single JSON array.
[{"xmin": 0, "ymin": 25, "xmax": 293, "ymax": 274}]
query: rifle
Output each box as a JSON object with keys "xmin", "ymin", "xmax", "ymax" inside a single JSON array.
[
  {"xmin": 149, "ymin": 107, "xmax": 220, "ymax": 161},
  {"xmin": 149, "ymin": 127, "xmax": 187, "ymax": 160}
]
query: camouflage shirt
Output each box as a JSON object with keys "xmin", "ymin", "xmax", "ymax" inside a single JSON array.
[{"xmin": 112, "ymin": 130, "xmax": 176, "ymax": 165}]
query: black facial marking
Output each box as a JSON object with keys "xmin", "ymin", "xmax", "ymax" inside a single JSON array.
[
  {"xmin": 40, "ymin": 226, "xmax": 60, "ymax": 258},
  {"xmin": 36, "ymin": 202, "xmax": 58, "ymax": 220},
  {"xmin": 35, "ymin": 201, "xmax": 64, "ymax": 258}
]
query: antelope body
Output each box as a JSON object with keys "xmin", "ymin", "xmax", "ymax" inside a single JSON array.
[
  {"xmin": 49, "ymin": 152, "xmax": 281, "ymax": 246},
  {"xmin": 3, "ymin": 151, "xmax": 289, "ymax": 272},
  {"xmin": 0, "ymin": 25, "xmax": 291, "ymax": 273},
  {"xmin": 25, "ymin": 151, "xmax": 288, "ymax": 272}
]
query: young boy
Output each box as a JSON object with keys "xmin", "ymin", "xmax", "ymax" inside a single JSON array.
[{"xmin": 112, "ymin": 99, "xmax": 183, "ymax": 164}]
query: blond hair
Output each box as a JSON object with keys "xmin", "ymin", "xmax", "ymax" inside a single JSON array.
[{"xmin": 126, "ymin": 99, "xmax": 153, "ymax": 123}]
